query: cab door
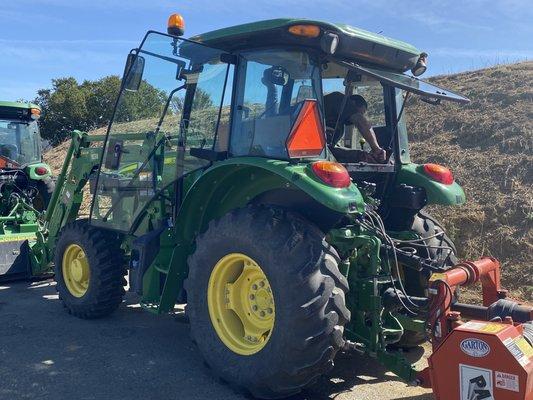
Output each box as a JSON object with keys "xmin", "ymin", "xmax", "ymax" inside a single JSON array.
[{"xmin": 90, "ymin": 32, "xmax": 234, "ymax": 234}]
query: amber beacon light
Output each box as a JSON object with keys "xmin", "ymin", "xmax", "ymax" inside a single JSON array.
[{"xmin": 167, "ymin": 14, "xmax": 185, "ymax": 36}]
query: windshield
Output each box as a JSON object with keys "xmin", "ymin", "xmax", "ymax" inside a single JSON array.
[{"xmin": 0, "ymin": 119, "xmax": 41, "ymax": 165}]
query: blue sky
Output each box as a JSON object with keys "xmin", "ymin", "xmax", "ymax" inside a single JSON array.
[{"xmin": 1, "ymin": 0, "xmax": 531, "ymax": 101}]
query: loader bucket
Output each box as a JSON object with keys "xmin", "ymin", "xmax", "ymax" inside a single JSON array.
[
  {"xmin": 0, "ymin": 235, "xmax": 34, "ymax": 281},
  {"xmin": 0, "ymin": 197, "xmax": 42, "ymax": 281}
]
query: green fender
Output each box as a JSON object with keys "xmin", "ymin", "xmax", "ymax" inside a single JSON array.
[
  {"xmin": 25, "ymin": 162, "xmax": 52, "ymax": 180},
  {"xmin": 396, "ymin": 163, "xmax": 465, "ymax": 205},
  {"xmin": 155, "ymin": 157, "xmax": 365, "ymax": 312},
  {"xmin": 177, "ymin": 157, "xmax": 364, "ymax": 240}
]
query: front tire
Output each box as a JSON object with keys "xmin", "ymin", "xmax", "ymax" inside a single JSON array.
[
  {"xmin": 186, "ymin": 206, "xmax": 350, "ymax": 398},
  {"xmin": 54, "ymin": 220, "xmax": 126, "ymax": 319}
]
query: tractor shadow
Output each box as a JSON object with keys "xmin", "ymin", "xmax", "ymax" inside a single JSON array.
[
  {"xmin": 289, "ymin": 346, "xmax": 433, "ymax": 400},
  {"xmin": 0, "ymin": 280, "xmax": 433, "ymax": 400}
]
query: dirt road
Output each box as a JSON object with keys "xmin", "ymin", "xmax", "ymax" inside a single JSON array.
[{"xmin": 0, "ymin": 280, "xmax": 433, "ymax": 400}]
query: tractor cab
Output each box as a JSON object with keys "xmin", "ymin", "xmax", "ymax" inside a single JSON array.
[
  {"xmin": 0, "ymin": 102, "xmax": 42, "ymax": 167},
  {"xmin": 90, "ymin": 18, "xmax": 469, "ymax": 234}
]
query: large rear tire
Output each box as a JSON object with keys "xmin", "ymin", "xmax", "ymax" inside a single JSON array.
[
  {"xmin": 54, "ymin": 220, "xmax": 126, "ymax": 319},
  {"xmin": 398, "ymin": 210, "xmax": 458, "ymax": 347},
  {"xmin": 412, "ymin": 210, "xmax": 458, "ymax": 266},
  {"xmin": 185, "ymin": 206, "xmax": 350, "ymax": 399},
  {"xmin": 32, "ymin": 177, "xmax": 55, "ymax": 211}
]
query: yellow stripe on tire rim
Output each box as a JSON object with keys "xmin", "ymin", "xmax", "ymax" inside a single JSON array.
[
  {"xmin": 62, "ymin": 244, "xmax": 90, "ymax": 297},
  {"xmin": 207, "ymin": 253, "xmax": 275, "ymax": 355}
]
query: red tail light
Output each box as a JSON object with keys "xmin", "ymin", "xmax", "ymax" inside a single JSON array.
[
  {"xmin": 286, "ymin": 100, "xmax": 325, "ymax": 158},
  {"xmin": 423, "ymin": 163, "xmax": 454, "ymax": 185},
  {"xmin": 311, "ymin": 161, "xmax": 351, "ymax": 188},
  {"xmin": 35, "ymin": 166, "xmax": 48, "ymax": 176}
]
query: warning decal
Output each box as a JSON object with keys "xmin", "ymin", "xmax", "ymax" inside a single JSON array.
[
  {"xmin": 495, "ymin": 371, "xmax": 519, "ymax": 392},
  {"xmin": 503, "ymin": 337, "xmax": 531, "ymax": 367},
  {"xmin": 459, "ymin": 364, "xmax": 494, "ymax": 400},
  {"xmin": 461, "ymin": 321, "xmax": 488, "ymax": 331},
  {"xmin": 515, "ymin": 336, "xmax": 533, "ymax": 359},
  {"xmin": 460, "ymin": 321, "xmax": 507, "ymax": 334},
  {"xmin": 480, "ymin": 323, "xmax": 506, "ymax": 334}
]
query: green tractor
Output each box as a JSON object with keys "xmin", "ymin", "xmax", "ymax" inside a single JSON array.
[
  {"xmin": 25, "ymin": 16, "xmax": 533, "ymax": 399},
  {"xmin": 0, "ymin": 101, "xmax": 54, "ymax": 280}
]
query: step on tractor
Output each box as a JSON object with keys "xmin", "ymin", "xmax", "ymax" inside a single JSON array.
[
  {"xmin": 20, "ymin": 15, "xmax": 533, "ymax": 399},
  {"xmin": 0, "ymin": 101, "xmax": 54, "ymax": 280}
]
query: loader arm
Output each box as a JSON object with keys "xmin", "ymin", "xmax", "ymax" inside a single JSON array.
[{"xmin": 33, "ymin": 131, "xmax": 106, "ymax": 273}]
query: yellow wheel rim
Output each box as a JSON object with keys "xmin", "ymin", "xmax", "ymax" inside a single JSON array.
[
  {"xmin": 62, "ymin": 244, "xmax": 90, "ymax": 298},
  {"xmin": 207, "ymin": 253, "xmax": 275, "ymax": 355}
]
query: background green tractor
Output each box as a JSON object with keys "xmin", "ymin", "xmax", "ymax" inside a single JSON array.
[
  {"xmin": 28, "ymin": 15, "xmax": 505, "ymax": 399},
  {"xmin": 0, "ymin": 101, "xmax": 54, "ymax": 280}
]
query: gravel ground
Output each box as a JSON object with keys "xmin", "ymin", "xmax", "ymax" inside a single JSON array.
[{"xmin": 0, "ymin": 280, "xmax": 433, "ymax": 400}]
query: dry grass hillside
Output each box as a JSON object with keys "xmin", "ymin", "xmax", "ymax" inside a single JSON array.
[
  {"xmin": 43, "ymin": 61, "xmax": 532, "ymax": 300},
  {"xmin": 408, "ymin": 61, "xmax": 532, "ymax": 300}
]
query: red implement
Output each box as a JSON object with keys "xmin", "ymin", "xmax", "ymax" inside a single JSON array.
[{"xmin": 417, "ymin": 257, "xmax": 533, "ymax": 399}]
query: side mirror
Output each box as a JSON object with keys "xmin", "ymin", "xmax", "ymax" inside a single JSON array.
[
  {"xmin": 262, "ymin": 66, "xmax": 290, "ymax": 86},
  {"xmin": 345, "ymin": 69, "xmax": 362, "ymax": 84},
  {"xmin": 123, "ymin": 53, "xmax": 145, "ymax": 92}
]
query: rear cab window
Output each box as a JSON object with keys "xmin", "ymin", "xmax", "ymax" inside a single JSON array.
[{"xmin": 322, "ymin": 66, "xmax": 387, "ymax": 153}]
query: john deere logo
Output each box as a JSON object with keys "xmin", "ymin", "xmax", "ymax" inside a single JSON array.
[{"xmin": 460, "ymin": 338, "xmax": 490, "ymax": 357}]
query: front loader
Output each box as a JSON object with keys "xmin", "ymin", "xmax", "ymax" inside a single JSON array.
[{"xmin": 27, "ymin": 15, "xmax": 533, "ymax": 399}]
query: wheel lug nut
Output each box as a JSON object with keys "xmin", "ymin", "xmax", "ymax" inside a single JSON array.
[
  {"xmin": 260, "ymin": 311, "xmax": 265, "ymax": 317},
  {"xmin": 252, "ymin": 284, "xmax": 258, "ymax": 290},
  {"xmin": 253, "ymin": 305, "xmax": 258, "ymax": 311},
  {"xmin": 267, "ymin": 308, "xmax": 273, "ymax": 314},
  {"xmin": 259, "ymin": 281, "xmax": 265, "ymax": 287},
  {"xmin": 249, "ymin": 294, "xmax": 255, "ymax": 300}
]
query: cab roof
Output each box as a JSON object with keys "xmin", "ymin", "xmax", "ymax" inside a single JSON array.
[
  {"xmin": 190, "ymin": 18, "xmax": 422, "ymax": 72},
  {"xmin": 0, "ymin": 101, "xmax": 40, "ymax": 121},
  {"xmin": 0, "ymin": 101, "xmax": 40, "ymax": 110}
]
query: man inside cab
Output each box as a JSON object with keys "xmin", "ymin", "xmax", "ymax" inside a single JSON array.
[{"xmin": 324, "ymin": 92, "xmax": 387, "ymax": 164}]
